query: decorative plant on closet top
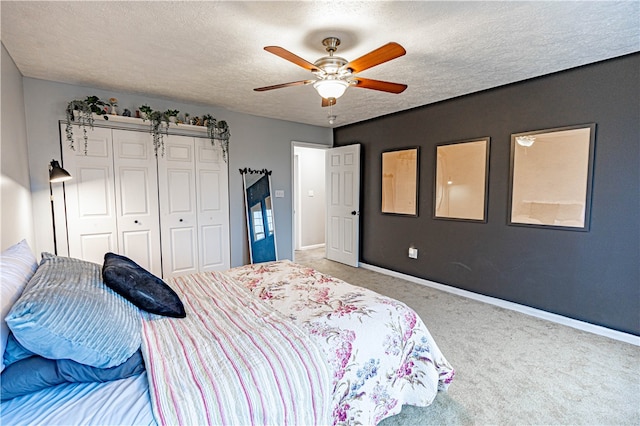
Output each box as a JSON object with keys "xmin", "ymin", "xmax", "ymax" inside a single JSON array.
[
  {"xmin": 139, "ymin": 105, "xmax": 175, "ymax": 157},
  {"xmin": 64, "ymin": 96, "xmax": 108, "ymax": 154},
  {"xmin": 64, "ymin": 96, "xmax": 231, "ymax": 161},
  {"xmin": 202, "ymin": 114, "xmax": 231, "ymax": 163},
  {"xmin": 139, "ymin": 107, "xmax": 230, "ymax": 160}
]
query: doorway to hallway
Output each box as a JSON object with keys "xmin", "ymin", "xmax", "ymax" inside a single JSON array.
[{"xmin": 292, "ymin": 143, "xmax": 327, "ymax": 262}]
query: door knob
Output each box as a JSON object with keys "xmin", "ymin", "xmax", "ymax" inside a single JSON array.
[
  {"xmin": 179, "ymin": 218, "xmax": 184, "ymax": 222},
  {"xmin": 134, "ymin": 220, "xmax": 139, "ymax": 224},
  {"xmin": 351, "ymin": 211, "xmax": 358, "ymax": 215}
]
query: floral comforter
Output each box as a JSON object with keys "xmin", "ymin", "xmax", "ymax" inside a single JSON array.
[{"xmin": 225, "ymin": 260, "xmax": 455, "ymax": 425}]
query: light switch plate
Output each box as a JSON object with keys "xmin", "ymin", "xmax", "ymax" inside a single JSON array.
[{"xmin": 275, "ymin": 190, "xmax": 285, "ymax": 198}]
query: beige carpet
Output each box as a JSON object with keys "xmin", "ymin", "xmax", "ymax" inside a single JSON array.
[{"xmin": 294, "ymin": 248, "xmax": 640, "ymax": 425}]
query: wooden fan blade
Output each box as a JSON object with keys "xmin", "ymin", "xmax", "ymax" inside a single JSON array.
[
  {"xmin": 264, "ymin": 46, "xmax": 319, "ymax": 72},
  {"xmin": 321, "ymin": 97, "xmax": 337, "ymax": 107},
  {"xmin": 352, "ymin": 77, "xmax": 407, "ymax": 94},
  {"xmin": 254, "ymin": 80, "xmax": 315, "ymax": 92},
  {"xmin": 346, "ymin": 42, "xmax": 406, "ymax": 74}
]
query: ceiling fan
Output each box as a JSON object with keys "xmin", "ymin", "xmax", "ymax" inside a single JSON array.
[{"xmin": 254, "ymin": 37, "xmax": 408, "ymax": 107}]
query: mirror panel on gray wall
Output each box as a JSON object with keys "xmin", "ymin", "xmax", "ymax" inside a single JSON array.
[
  {"xmin": 509, "ymin": 124, "xmax": 596, "ymax": 230},
  {"xmin": 241, "ymin": 168, "xmax": 277, "ymax": 263},
  {"xmin": 434, "ymin": 138, "xmax": 490, "ymax": 222},
  {"xmin": 381, "ymin": 147, "xmax": 419, "ymax": 216}
]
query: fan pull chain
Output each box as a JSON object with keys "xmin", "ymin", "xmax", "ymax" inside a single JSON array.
[{"xmin": 328, "ymin": 99, "xmax": 337, "ymax": 125}]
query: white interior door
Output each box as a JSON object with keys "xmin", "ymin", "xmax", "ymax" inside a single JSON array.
[
  {"xmin": 62, "ymin": 125, "xmax": 118, "ymax": 264},
  {"xmin": 158, "ymin": 136, "xmax": 199, "ymax": 278},
  {"xmin": 112, "ymin": 130, "xmax": 162, "ymax": 276},
  {"xmin": 195, "ymin": 138, "xmax": 230, "ymax": 271},
  {"xmin": 325, "ymin": 144, "xmax": 361, "ymax": 267}
]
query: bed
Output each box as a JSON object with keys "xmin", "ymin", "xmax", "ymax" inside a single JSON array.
[{"xmin": 1, "ymin": 240, "xmax": 454, "ymax": 425}]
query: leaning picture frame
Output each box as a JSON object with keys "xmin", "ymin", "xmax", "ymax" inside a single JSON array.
[{"xmin": 381, "ymin": 147, "xmax": 419, "ymax": 216}]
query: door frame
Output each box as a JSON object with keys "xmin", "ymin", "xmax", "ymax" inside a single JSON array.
[{"xmin": 291, "ymin": 141, "xmax": 328, "ymax": 262}]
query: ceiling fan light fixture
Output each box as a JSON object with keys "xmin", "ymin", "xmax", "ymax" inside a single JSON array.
[
  {"xmin": 256, "ymin": 38, "xmax": 408, "ymax": 112},
  {"xmin": 516, "ymin": 135, "xmax": 536, "ymax": 147},
  {"xmin": 313, "ymin": 79, "xmax": 349, "ymax": 100}
]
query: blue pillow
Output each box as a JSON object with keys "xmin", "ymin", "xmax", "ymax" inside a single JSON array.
[
  {"xmin": 5, "ymin": 253, "xmax": 141, "ymax": 369},
  {"xmin": 3, "ymin": 334, "xmax": 34, "ymax": 366},
  {"xmin": 102, "ymin": 252, "xmax": 186, "ymax": 318},
  {"xmin": 0, "ymin": 350, "xmax": 144, "ymax": 400}
]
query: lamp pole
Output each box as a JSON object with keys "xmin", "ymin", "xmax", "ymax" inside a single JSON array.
[
  {"xmin": 49, "ymin": 159, "xmax": 72, "ymax": 255},
  {"xmin": 49, "ymin": 180, "xmax": 58, "ymax": 255}
]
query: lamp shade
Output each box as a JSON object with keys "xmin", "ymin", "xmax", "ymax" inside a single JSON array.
[
  {"xmin": 313, "ymin": 79, "xmax": 349, "ymax": 100},
  {"xmin": 49, "ymin": 160, "xmax": 72, "ymax": 183}
]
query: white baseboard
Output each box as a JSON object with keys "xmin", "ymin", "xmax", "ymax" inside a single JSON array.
[
  {"xmin": 359, "ymin": 262, "xmax": 640, "ymax": 346},
  {"xmin": 298, "ymin": 243, "xmax": 325, "ymax": 251}
]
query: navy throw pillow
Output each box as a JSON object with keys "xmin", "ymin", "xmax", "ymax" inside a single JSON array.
[
  {"xmin": 102, "ymin": 253, "xmax": 186, "ymax": 318},
  {"xmin": 1, "ymin": 350, "xmax": 144, "ymax": 400}
]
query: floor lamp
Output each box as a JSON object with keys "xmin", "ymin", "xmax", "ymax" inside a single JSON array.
[{"xmin": 49, "ymin": 159, "xmax": 72, "ymax": 255}]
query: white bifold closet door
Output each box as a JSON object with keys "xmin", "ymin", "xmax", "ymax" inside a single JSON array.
[
  {"xmin": 157, "ymin": 135, "xmax": 230, "ymax": 278},
  {"xmin": 62, "ymin": 126, "xmax": 162, "ymax": 275},
  {"xmin": 111, "ymin": 129, "xmax": 162, "ymax": 275}
]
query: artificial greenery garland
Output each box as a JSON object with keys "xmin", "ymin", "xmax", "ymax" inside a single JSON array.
[
  {"xmin": 64, "ymin": 96, "xmax": 231, "ymax": 161},
  {"xmin": 64, "ymin": 96, "xmax": 108, "ymax": 155}
]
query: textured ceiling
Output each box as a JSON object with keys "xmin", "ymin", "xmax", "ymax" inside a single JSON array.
[{"xmin": 2, "ymin": 1, "xmax": 639, "ymax": 128}]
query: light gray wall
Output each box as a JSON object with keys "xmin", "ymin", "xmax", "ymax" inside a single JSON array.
[
  {"xmin": 1, "ymin": 44, "xmax": 34, "ymax": 251},
  {"xmin": 22, "ymin": 77, "xmax": 332, "ymax": 266}
]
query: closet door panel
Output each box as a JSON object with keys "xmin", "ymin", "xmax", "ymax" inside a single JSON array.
[
  {"xmin": 158, "ymin": 136, "xmax": 199, "ymax": 278},
  {"xmin": 62, "ymin": 125, "xmax": 118, "ymax": 264},
  {"xmin": 196, "ymin": 139, "xmax": 230, "ymax": 271},
  {"xmin": 77, "ymin": 167, "xmax": 112, "ymax": 216},
  {"xmin": 168, "ymin": 228, "xmax": 198, "ymax": 272},
  {"xmin": 119, "ymin": 169, "xmax": 148, "ymax": 214},
  {"xmin": 121, "ymin": 230, "xmax": 154, "ymax": 266},
  {"xmin": 167, "ymin": 170, "xmax": 193, "ymax": 213},
  {"xmin": 112, "ymin": 130, "xmax": 162, "ymax": 275},
  {"xmin": 201, "ymin": 225, "xmax": 224, "ymax": 266},
  {"xmin": 77, "ymin": 234, "xmax": 114, "ymax": 263}
]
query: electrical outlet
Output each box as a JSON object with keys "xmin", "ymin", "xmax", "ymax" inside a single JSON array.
[{"xmin": 408, "ymin": 247, "xmax": 418, "ymax": 259}]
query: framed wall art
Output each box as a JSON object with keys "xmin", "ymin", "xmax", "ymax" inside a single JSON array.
[
  {"xmin": 434, "ymin": 137, "xmax": 490, "ymax": 222},
  {"xmin": 508, "ymin": 123, "xmax": 596, "ymax": 231},
  {"xmin": 381, "ymin": 147, "xmax": 419, "ymax": 216}
]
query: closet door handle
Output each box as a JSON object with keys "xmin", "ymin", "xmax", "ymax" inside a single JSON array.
[
  {"xmin": 134, "ymin": 220, "xmax": 139, "ymax": 224},
  {"xmin": 179, "ymin": 218, "xmax": 184, "ymax": 222}
]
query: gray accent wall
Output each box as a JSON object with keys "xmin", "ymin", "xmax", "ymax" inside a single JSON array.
[{"xmin": 334, "ymin": 54, "xmax": 639, "ymax": 335}]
